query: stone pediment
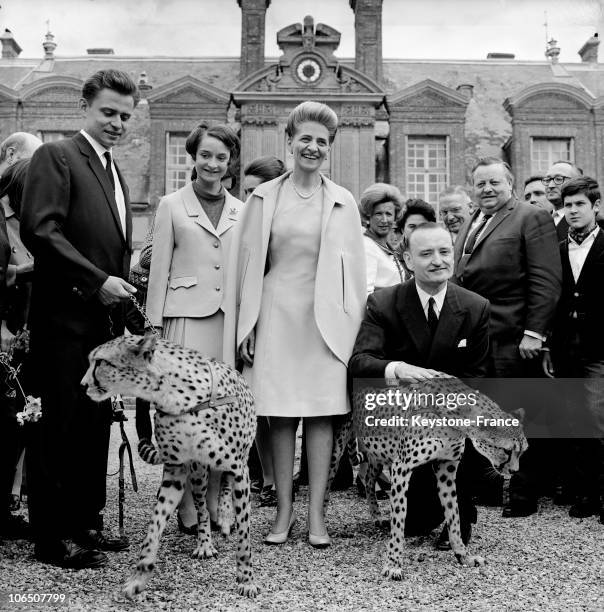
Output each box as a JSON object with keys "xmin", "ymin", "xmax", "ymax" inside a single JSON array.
[
  {"xmin": 147, "ymin": 76, "xmax": 230, "ymax": 106},
  {"xmin": 389, "ymin": 79, "xmax": 469, "ymax": 110},
  {"xmin": 0, "ymin": 84, "xmax": 18, "ymax": 103},
  {"xmin": 234, "ymin": 61, "xmax": 383, "ymax": 95},
  {"xmin": 504, "ymin": 83, "xmax": 593, "ymax": 116},
  {"xmin": 20, "ymin": 76, "xmax": 83, "ymax": 102}
]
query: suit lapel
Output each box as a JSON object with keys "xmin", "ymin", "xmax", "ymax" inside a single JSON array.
[
  {"xmin": 576, "ymin": 229, "xmax": 604, "ymax": 288},
  {"xmin": 215, "ymin": 191, "xmax": 243, "ymax": 236},
  {"xmin": 397, "ymin": 283, "xmax": 431, "ymax": 361},
  {"xmin": 74, "ymin": 133, "xmax": 126, "ymax": 246},
  {"xmin": 427, "ymin": 284, "xmax": 464, "ymax": 363},
  {"xmin": 114, "ymin": 162, "xmax": 131, "ymax": 249},
  {"xmin": 471, "ymin": 199, "xmax": 514, "ymax": 250},
  {"xmin": 182, "ymin": 183, "xmax": 218, "ymax": 236}
]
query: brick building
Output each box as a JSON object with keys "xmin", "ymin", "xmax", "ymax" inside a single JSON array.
[{"xmin": 1, "ymin": 0, "xmax": 603, "ymax": 247}]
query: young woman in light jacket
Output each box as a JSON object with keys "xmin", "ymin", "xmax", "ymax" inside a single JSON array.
[{"xmin": 146, "ymin": 122, "xmax": 242, "ymax": 532}]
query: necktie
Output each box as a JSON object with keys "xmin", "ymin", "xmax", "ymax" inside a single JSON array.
[
  {"xmin": 427, "ymin": 297, "xmax": 438, "ymax": 337},
  {"xmin": 104, "ymin": 151, "xmax": 115, "ymax": 192},
  {"xmin": 463, "ymin": 214, "xmax": 492, "ymax": 254}
]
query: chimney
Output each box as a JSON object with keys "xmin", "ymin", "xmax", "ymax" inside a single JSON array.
[
  {"xmin": 350, "ymin": 0, "xmax": 383, "ymax": 83},
  {"xmin": 545, "ymin": 38, "xmax": 560, "ymax": 64},
  {"xmin": 578, "ymin": 33, "xmax": 599, "ymax": 63},
  {"xmin": 86, "ymin": 48, "xmax": 115, "ymax": 55},
  {"xmin": 43, "ymin": 29, "xmax": 57, "ymax": 59},
  {"xmin": 238, "ymin": 0, "xmax": 271, "ymax": 80},
  {"xmin": 1, "ymin": 29, "xmax": 22, "ymax": 59}
]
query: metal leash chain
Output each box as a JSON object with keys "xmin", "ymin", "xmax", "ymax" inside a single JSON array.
[{"xmin": 129, "ymin": 294, "xmax": 160, "ymax": 337}]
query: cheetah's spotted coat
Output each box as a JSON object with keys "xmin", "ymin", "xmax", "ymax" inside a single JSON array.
[{"xmin": 82, "ymin": 334, "xmax": 257, "ymax": 598}]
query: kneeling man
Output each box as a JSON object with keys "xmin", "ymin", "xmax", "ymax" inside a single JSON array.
[{"xmin": 349, "ymin": 222, "xmax": 490, "ymax": 545}]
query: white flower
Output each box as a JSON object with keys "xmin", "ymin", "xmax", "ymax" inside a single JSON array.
[{"xmin": 16, "ymin": 396, "xmax": 42, "ymax": 426}]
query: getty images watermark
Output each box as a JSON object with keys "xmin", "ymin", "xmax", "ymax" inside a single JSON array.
[{"xmin": 363, "ymin": 387, "xmax": 521, "ymax": 429}]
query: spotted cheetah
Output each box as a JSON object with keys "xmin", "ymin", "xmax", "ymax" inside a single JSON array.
[
  {"xmin": 82, "ymin": 333, "xmax": 258, "ymax": 599},
  {"xmin": 327, "ymin": 374, "xmax": 527, "ymax": 579}
]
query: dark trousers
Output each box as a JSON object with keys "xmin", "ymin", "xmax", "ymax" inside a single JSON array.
[
  {"xmin": 0, "ymin": 395, "xmax": 24, "ymax": 518},
  {"xmin": 471, "ymin": 338, "xmax": 550, "ymax": 504},
  {"xmin": 27, "ymin": 327, "xmax": 112, "ymax": 545},
  {"xmin": 554, "ymin": 340, "xmax": 604, "ymax": 501}
]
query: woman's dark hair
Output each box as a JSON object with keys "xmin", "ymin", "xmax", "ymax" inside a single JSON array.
[
  {"xmin": 0, "ymin": 158, "xmax": 30, "ymax": 218},
  {"xmin": 81, "ymin": 69, "xmax": 140, "ymax": 106},
  {"xmin": 243, "ymin": 155, "xmax": 286, "ymax": 183},
  {"xmin": 398, "ymin": 198, "xmax": 436, "ymax": 231},
  {"xmin": 186, "ymin": 122, "xmax": 241, "ymax": 181}
]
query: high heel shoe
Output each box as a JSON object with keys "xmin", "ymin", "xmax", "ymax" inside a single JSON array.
[
  {"xmin": 308, "ymin": 530, "xmax": 331, "ymax": 549},
  {"xmin": 264, "ymin": 511, "xmax": 296, "ymax": 545}
]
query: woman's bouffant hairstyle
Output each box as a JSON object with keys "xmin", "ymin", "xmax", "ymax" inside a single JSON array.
[
  {"xmin": 0, "ymin": 158, "xmax": 30, "ymax": 218},
  {"xmin": 186, "ymin": 122, "xmax": 241, "ymax": 181},
  {"xmin": 360, "ymin": 183, "xmax": 405, "ymax": 222},
  {"xmin": 398, "ymin": 198, "xmax": 436, "ymax": 231},
  {"xmin": 82, "ymin": 69, "xmax": 140, "ymax": 106},
  {"xmin": 243, "ymin": 155, "xmax": 286, "ymax": 183},
  {"xmin": 285, "ymin": 101, "xmax": 338, "ymax": 144}
]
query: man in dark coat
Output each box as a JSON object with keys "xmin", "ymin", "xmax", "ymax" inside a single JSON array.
[
  {"xmin": 454, "ymin": 157, "xmax": 562, "ymax": 516},
  {"xmin": 350, "ymin": 222, "xmax": 490, "ymax": 546},
  {"xmin": 544, "ymin": 176, "xmax": 604, "ymax": 524},
  {"xmin": 20, "ymin": 69, "xmax": 139, "ymax": 569}
]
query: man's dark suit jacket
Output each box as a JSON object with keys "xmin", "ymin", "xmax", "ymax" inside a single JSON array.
[
  {"xmin": 349, "ymin": 280, "xmax": 490, "ymax": 535},
  {"xmin": 556, "ymin": 215, "xmax": 569, "ymax": 242},
  {"xmin": 0, "ymin": 206, "xmax": 9, "ymax": 312},
  {"xmin": 21, "ymin": 132, "xmax": 132, "ymax": 336},
  {"xmin": 551, "ymin": 229, "xmax": 604, "ymax": 362},
  {"xmin": 453, "ymin": 198, "xmax": 561, "ymax": 344},
  {"xmin": 349, "ymin": 280, "xmax": 490, "ymax": 380},
  {"xmin": 20, "ymin": 132, "xmax": 133, "ymax": 543}
]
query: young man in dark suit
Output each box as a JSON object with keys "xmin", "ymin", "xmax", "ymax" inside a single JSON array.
[
  {"xmin": 21, "ymin": 69, "xmax": 139, "ymax": 569},
  {"xmin": 350, "ymin": 222, "xmax": 490, "ymax": 547},
  {"xmin": 454, "ymin": 157, "xmax": 562, "ymax": 517},
  {"xmin": 543, "ymin": 177, "xmax": 604, "ymax": 524}
]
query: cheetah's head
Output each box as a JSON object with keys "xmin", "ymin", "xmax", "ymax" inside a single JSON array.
[{"xmin": 82, "ymin": 334, "xmax": 162, "ymax": 401}]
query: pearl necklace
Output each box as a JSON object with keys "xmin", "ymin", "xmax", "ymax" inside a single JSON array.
[{"xmin": 290, "ymin": 176, "xmax": 322, "ymax": 199}]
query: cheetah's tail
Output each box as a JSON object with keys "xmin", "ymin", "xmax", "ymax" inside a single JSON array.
[{"xmin": 137, "ymin": 438, "xmax": 162, "ymax": 465}]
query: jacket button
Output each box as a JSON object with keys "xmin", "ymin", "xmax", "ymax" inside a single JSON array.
[
  {"xmin": 213, "ymin": 242, "xmax": 219, "ymax": 248},
  {"xmin": 574, "ymin": 292, "xmax": 579, "ymax": 297},
  {"xmin": 215, "ymin": 286, "xmax": 221, "ymax": 292},
  {"xmin": 214, "ymin": 264, "xmax": 221, "ymax": 270}
]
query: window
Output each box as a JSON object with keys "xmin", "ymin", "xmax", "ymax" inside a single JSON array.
[
  {"xmin": 37, "ymin": 131, "xmax": 76, "ymax": 142},
  {"xmin": 531, "ymin": 138, "xmax": 574, "ymax": 173},
  {"xmin": 165, "ymin": 132, "xmax": 194, "ymax": 193},
  {"xmin": 406, "ymin": 136, "xmax": 448, "ymax": 206}
]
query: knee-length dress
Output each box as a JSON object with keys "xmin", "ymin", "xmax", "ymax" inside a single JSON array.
[{"xmin": 245, "ymin": 178, "xmax": 349, "ymax": 417}]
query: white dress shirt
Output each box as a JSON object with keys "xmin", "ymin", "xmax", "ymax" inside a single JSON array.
[
  {"xmin": 384, "ymin": 283, "xmax": 448, "ymax": 379},
  {"xmin": 568, "ymin": 227, "xmax": 599, "ymax": 283},
  {"xmin": 462, "ymin": 211, "xmax": 494, "ymax": 253},
  {"xmin": 80, "ymin": 129, "xmax": 126, "ymax": 236}
]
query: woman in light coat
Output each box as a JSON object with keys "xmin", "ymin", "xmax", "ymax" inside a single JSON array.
[
  {"xmin": 146, "ymin": 122, "xmax": 242, "ymax": 532},
  {"xmin": 225, "ymin": 101, "xmax": 366, "ymax": 547}
]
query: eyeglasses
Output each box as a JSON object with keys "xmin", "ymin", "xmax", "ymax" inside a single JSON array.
[{"xmin": 541, "ymin": 175, "xmax": 571, "ymax": 186}]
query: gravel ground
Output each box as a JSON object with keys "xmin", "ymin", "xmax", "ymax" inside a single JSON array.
[{"xmin": 1, "ymin": 418, "xmax": 603, "ymax": 612}]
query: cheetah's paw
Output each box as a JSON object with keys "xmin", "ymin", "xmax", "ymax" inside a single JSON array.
[
  {"xmin": 122, "ymin": 571, "xmax": 151, "ymax": 599},
  {"xmin": 191, "ymin": 542, "xmax": 218, "ymax": 559},
  {"xmin": 457, "ymin": 554, "xmax": 485, "ymax": 567},
  {"xmin": 382, "ymin": 565, "xmax": 404, "ymax": 580},
  {"xmin": 237, "ymin": 582, "xmax": 259, "ymax": 598}
]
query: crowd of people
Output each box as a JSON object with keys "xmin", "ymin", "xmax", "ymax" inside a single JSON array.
[{"xmin": 0, "ymin": 68, "xmax": 602, "ymax": 572}]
